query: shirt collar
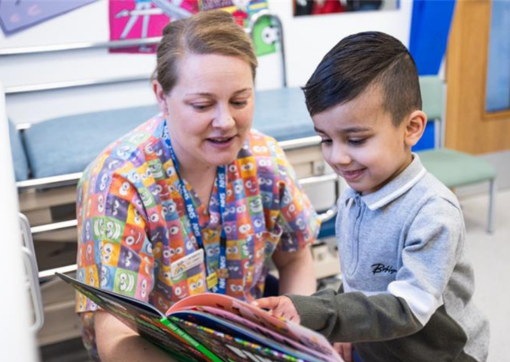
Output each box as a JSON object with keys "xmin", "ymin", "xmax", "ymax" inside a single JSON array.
[{"xmin": 343, "ymin": 153, "xmax": 427, "ymax": 210}]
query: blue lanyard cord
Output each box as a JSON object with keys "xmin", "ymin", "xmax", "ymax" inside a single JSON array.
[
  {"xmin": 216, "ymin": 169, "xmax": 228, "ymax": 294},
  {"xmin": 163, "ymin": 127, "xmax": 228, "ymax": 294}
]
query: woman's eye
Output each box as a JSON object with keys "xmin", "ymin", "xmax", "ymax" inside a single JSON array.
[
  {"xmin": 191, "ymin": 103, "xmax": 212, "ymax": 111},
  {"xmin": 231, "ymin": 100, "xmax": 248, "ymax": 108},
  {"xmin": 320, "ymin": 138, "xmax": 332, "ymax": 146}
]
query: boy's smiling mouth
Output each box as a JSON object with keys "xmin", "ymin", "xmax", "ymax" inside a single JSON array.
[{"xmin": 340, "ymin": 168, "xmax": 365, "ymax": 181}]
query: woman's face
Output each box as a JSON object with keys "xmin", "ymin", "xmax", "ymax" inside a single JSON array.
[{"xmin": 154, "ymin": 53, "xmax": 254, "ymax": 172}]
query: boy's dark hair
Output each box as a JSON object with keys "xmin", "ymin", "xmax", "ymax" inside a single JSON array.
[{"xmin": 303, "ymin": 31, "xmax": 422, "ymax": 126}]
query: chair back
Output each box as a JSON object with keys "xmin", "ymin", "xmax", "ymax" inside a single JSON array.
[{"xmin": 419, "ymin": 76, "xmax": 446, "ymax": 148}]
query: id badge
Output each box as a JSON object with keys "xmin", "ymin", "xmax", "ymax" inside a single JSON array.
[{"xmin": 170, "ymin": 249, "xmax": 208, "ymax": 296}]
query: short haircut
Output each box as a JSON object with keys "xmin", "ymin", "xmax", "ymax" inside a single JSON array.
[
  {"xmin": 302, "ymin": 31, "xmax": 422, "ymax": 126},
  {"xmin": 153, "ymin": 10, "xmax": 258, "ymax": 94}
]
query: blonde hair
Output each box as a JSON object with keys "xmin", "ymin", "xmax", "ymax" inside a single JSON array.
[{"xmin": 153, "ymin": 10, "xmax": 258, "ymax": 94}]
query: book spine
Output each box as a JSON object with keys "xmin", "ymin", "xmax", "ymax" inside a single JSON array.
[{"xmin": 159, "ymin": 318, "xmax": 224, "ymax": 362}]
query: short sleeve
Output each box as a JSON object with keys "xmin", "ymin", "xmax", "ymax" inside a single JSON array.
[
  {"xmin": 270, "ymin": 139, "xmax": 320, "ymax": 251},
  {"xmin": 75, "ymin": 164, "xmax": 155, "ymax": 313}
]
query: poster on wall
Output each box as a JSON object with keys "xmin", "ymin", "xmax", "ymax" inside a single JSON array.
[
  {"xmin": 109, "ymin": 0, "xmax": 199, "ymax": 53},
  {"xmin": 200, "ymin": 0, "xmax": 266, "ymax": 27},
  {"xmin": 200, "ymin": 0, "xmax": 277, "ymax": 57},
  {"xmin": 109, "ymin": 0, "xmax": 276, "ymax": 56},
  {"xmin": 0, "ymin": 0, "xmax": 97, "ymax": 36},
  {"xmin": 293, "ymin": 0, "xmax": 399, "ymax": 17}
]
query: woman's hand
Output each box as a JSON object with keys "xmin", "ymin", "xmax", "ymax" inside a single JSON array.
[
  {"xmin": 95, "ymin": 311, "xmax": 178, "ymax": 362},
  {"xmin": 333, "ymin": 342, "xmax": 353, "ymax": 362},
  {"xmin": 252, "ymin": 296, "xmax": 301, "ymax": 323}
]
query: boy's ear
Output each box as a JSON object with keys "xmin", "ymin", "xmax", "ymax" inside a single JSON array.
[
  {"xmin": 153, "ymin": 80, "xmax": 169, "ymax": 116},
  {"xmin": 404, "ymin": 110, "xmax": 427, "ymax": 147}
]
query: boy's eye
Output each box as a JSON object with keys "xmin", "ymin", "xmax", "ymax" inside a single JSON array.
[
  {"xmin": 348, "ymin": 138, "xmax": 366, "ymax": 146},
  {"xmin": 320, "ymin": 138, "xmax": 332, "ymax": 146}
]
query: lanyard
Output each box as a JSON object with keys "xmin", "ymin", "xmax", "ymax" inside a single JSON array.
[{"xmin": 163, "ymin": 125, "xmax": 228, "ymax": 294}]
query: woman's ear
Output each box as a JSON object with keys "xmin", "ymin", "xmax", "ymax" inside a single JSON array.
[
  {"xmin": 404, "ymin": 110, "xmax": 427, "ymax": 147},
  {"xmin": 153, "ymin": 80, "xmax": 169, "ymax": 116}
]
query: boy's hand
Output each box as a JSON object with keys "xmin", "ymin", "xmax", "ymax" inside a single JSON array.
[
  {"xmin": 252, "ymin": 296, "xmax": 301, "ymax": 323},
  {"xmin": 333, "ymin": 342, "xmax": 353, "ymax": 362}
]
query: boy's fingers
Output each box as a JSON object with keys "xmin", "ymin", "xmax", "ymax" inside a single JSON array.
[
  {"xmin": 286, "ymin": 313, "xmax": 301, "ymax": 324},
  {"xmin": 333, "ymin": 343, "xmax": 342, "ymax": 354},
  {"xmin": 341, "ymin": 344, "xmax": 353, "ymax": 362},
  {"xmin": 252, "ymin": 297, "xmax": 280, "ymax": 309},
  {"xmin": 334, "ymin": 343, "xmax": 353, "ymax": 362},
  {"xmin": 253, "ymin": 297, "xmax": 301, "ymax": 324}
]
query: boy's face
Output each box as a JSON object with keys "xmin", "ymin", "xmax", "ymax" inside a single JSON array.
[{"xmin": 313, "ymin": 85, "xmax": 420, "ymax": 195}]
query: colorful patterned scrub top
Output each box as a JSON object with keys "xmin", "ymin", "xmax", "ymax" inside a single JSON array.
[{"xmin": 76, "ymin": 114, "xmax": 319, "ymax": 316}]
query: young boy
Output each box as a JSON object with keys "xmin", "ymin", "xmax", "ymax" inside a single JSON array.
[{"xmin": 255, "ymin": 32, "xmax": 490, "ymax": 362}]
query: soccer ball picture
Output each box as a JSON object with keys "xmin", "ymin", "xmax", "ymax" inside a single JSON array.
[{"xmin": 261, "ymin": 26, "xmax": 279, "ymax": 45}]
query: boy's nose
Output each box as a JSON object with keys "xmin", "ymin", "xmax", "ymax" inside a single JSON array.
[
  {"xmin": 334, "ymin": 154, "xmax": 352, "ymax": 167},
  {"xmin": 328, "ymin": 144, "xmax": 352, "ymax": 166}
]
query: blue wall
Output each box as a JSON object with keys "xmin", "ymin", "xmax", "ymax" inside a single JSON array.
[{"xmin": 409, "ymin": 0, "xmax": 455, "ymax": 151}]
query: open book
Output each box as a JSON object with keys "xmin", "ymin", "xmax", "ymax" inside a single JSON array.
[{"xmin": 57, "ymin": 273, "xmax": 344, "ymax": 362}]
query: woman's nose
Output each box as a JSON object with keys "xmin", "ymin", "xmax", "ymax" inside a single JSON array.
[{"xmin": 213, "ymin": 106, "xmax": 235, "ymax": 129}]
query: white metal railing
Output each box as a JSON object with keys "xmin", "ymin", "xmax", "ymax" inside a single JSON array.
[
  {"xmin": 16, "ymin": 172, "xmax": 84, "ymax": 191},
  {"xmin": 4, "ymin": 75, "xmax": 152, "ymax": 95},
  {"xmin": 0, "ymin": 37, "xmax": 161, "ymax": 56}
]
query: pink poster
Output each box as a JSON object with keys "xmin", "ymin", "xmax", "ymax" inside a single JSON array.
[{"xmin": 109, "ymin": 0, "xmax": 199, "ymax": 54}]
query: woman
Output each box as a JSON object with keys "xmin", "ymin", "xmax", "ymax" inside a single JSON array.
[{"xmin": 75, "ymin": 10, "xmax": 319, "ymax": 362}]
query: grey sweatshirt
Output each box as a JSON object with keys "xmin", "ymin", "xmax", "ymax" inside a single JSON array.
[{"xmin": 289, "ymin": 155, "xmax": 489, "ymax": 362}]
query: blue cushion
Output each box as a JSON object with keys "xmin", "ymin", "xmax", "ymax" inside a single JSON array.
[
  {"xmin": 8, "ymin": 120, "xmax": 29, "ymax": 181},
  {"xmin": 23, "ymin": 105, "xmax": 160, "ymax": 178},
  {"xmin": 23, "ymin": 88, "xmax": 316, "ymax": 179},
  {"xmin": 253, "ymin": 88, "xmax": 315, "ymax": 141}
]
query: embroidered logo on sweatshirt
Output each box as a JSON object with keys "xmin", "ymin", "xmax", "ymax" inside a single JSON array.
[{"xmin": 371, "ymin": 263, "xmax": 397, "ymax": 275}]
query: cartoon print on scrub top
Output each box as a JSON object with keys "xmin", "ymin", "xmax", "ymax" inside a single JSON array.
[{"xmin": 76, "ymin": 114, "xmax": 319, "ymax": 316}]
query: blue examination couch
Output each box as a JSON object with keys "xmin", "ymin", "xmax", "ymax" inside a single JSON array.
[{"xmin": 11, "ymin": 88, "xmax": 316, "ymax": 180}]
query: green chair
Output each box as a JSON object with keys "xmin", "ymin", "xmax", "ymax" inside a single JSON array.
[{"xmin": 417, "ymin": 76, "xmax": 497, "ymax": 233}]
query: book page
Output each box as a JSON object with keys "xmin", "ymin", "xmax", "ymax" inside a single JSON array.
[
  {"xmin": 57, "ymin": 273, "xmax": 221, "ymax": 362},
  {"xmin": 168, "ymin": 293, "xmax": 343, "ymax": 362},
  {"xmin": 171, "ymin": 310, "xmax": 322, "ymax": 362},
  {"xmin": 196, "ymin": 306, "xmax": 339, "ymax": 362},
  {"xmin": 171, "ymin": 316, "xmax": 306, "ymax": 362}
]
